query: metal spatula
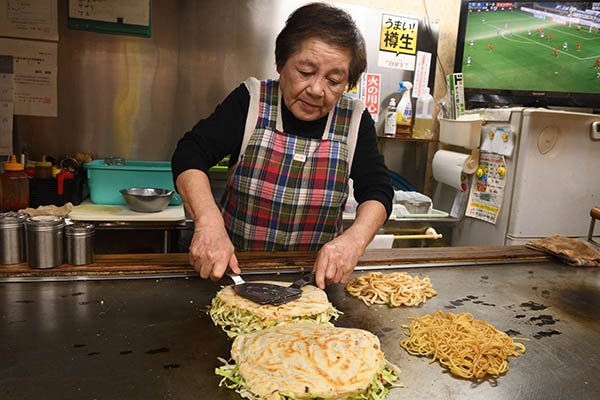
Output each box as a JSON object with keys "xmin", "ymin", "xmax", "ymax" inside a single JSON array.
[{"xmin": 227, "ymin": 270, "xmax": 315, "ymax": 306}]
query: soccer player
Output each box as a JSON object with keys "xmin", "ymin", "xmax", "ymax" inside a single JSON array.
[
  {"xmin": 553, "ymin": 48, "xmax": 559, "ymax": 57},
  {"xmin": 527, "ymin": 29, "xmax": 532, "ymax": 37},
  {"xmin": 467, "ymin": 55, "xmax": 472, "ymax": 66},
  {"xmin": 470, "ymin": 39, "xmax": 474, "ymax": 47},
  {"xmin": 576, "ymin": 43, "xmax": 581, "ymax": 51},
  {"xmin": 548, "ymin": 33, "xmax": 552, "ymax": 40},
  {"xmin": 562, "ymin": 41, "xmax": 568, "ymax": 51},
  {"xmin": 488, "ymin": 43, "xmax": 493, "ymax": 52},
  {"xmin": 596, "ymin": 58, "xmax": 600, "ymax": 69}
]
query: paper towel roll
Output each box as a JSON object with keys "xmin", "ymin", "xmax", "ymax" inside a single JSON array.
[{"xmin": 432, "ymin": 150, "xmax": 477, "ymax": 191}]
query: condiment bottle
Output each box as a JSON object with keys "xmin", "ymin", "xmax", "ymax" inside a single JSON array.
[
  {"xmin": 34, "ymin": 156, "xmax": 53, "ymax": 179},
  {"xmin": 383, "ymin": 98, "xmax": 397, "ymax": 137},
  {"xmin": 0, "ymin": 155, "xmax": 29, "ymax": 212},
  {"xmin": 412, "ymin": 87, "xmax": 434, "ymax": 139}
]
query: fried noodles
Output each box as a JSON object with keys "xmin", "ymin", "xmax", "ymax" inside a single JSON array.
[
  {"xmin": 345, "ymin": 271, "xmax": 437, "ymax": 307},
  {"xmin": 400, "ymin": 311, "xmax": 526, "ymax": 380}
]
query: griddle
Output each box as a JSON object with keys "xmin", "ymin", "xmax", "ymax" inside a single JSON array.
[{"xmin": 1, "ymin": 260, "xmax": 598, "ymax": 399}]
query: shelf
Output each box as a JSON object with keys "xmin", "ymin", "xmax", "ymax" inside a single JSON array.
[{"xmin": 377, "ymin": 135, "xmax": 438, "ymax": 143}]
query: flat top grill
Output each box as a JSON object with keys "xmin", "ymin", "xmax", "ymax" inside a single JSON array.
[{"xmin": 1, "ymin": 260, "xmax": 598, "ymax": 399}]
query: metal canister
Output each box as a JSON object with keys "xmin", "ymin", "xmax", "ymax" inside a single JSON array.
[
  {"xmin": 0, "ymin": 213, "xmax": 27, "ymax": 265},
  {"xmin": 65, "ymin": 223, "xmax": 95, "ymax": 265},
  {"xmin": 25, "ymin": 216, "xmax": 65, "ymax": 269}
]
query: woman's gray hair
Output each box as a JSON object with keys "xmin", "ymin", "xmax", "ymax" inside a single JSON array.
[{"xmin": 275, "ymin": 2, "xmax": 367, "ymax": 90}]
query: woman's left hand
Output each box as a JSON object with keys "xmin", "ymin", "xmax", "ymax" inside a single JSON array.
[
  {"xmin": 313, "ymin": 233, "xmax": 363, "ymax": 289},
  {"xmin": 312, "ymin": 200, "xmax": 388, "ymax": 289}
]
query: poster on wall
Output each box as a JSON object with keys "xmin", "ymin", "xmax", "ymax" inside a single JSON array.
[
  {"xmin": 412, "ymin": 51, "xmax": 432, "ymax": 98},
  {"xmin": 359, "ymin": 72, "xmax": 381, "ymax": 123},
  {"xmin": 0, "ymin": 0, "xmax": 58, "ymax": 41},
  {"xmin": 0, "ymin": 38, "xmax": 57, "ymax": 117},
  {"xmin": 377, "ymin": 13, "xmax": 419, "ymax": 71}
]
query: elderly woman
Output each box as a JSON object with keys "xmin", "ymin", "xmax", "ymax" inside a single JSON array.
[{"xmin": 172, "ymin": 2, "xmax": 393, "ymax": 288}]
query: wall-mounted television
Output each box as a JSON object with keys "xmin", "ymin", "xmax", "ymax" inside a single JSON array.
[{"xmin": 455, "ymin": 1, "xmax": 600, "ymax": 109}]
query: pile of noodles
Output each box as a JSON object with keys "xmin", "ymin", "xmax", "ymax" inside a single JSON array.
[
  {"xmin": 345, "ymin": 271, "xmax": 437, "ymax": 307},
  {"xmin": 400, "ymin": 311, "xmax": 526, "ymax": 380}
]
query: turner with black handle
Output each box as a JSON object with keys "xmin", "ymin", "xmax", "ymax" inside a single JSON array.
[{"xmin": 227, "ymin": 270, "xmax": 315, "ymax": 306}]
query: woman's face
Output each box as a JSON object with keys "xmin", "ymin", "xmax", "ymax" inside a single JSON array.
[{"xmin": 278, "ymin": 38, "xmax": 351, "ymax": 121}]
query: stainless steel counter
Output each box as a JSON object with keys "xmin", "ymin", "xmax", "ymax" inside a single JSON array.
[{"xmin": 1, "ymin": 260, "xmax": 598, "ymax": 400}]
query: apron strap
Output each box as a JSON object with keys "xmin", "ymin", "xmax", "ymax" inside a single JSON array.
[
  {"xmin": 346, "ymin": 98, "xmax": 366, "ymax": 173},
  {"xmin": 229, "ymin": 76, "xmax": 262, "ymax": 175}
]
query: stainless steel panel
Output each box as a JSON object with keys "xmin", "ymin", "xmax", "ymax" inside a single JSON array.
[
  {"xmin": 15, "ymin": 0, "xmax": 440, "ymax": 166},
  {"xmin": 1, "ymin": 261, "xmax": 598, "ymax": 399}
]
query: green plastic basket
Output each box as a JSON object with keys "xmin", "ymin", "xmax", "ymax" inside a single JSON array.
[{"xmin": 84, "ymin": 160, "xmax": 182, "ymax": 205}]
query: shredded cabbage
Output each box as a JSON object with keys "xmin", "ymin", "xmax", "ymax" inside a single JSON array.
[
  {"xmin": 215, "ymin": 357, "xmax": 402, "ymax": 400},
  {"xmin": 208, "ymin": 296, "xmax": 341, "ymax": 338}
]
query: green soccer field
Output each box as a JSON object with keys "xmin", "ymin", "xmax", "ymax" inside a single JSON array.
[{"xmin": 462, "ymin": 9, "xmax": 600, "ymax": 94}]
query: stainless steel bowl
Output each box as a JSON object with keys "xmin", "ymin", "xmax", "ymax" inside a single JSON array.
[
  {"xmin": 120, "ymin": 188, "xmax": 174, "ymax": 213},
  {"xmin": 399, "ymin": 199, "xmax": 431, "ymax": 214}
]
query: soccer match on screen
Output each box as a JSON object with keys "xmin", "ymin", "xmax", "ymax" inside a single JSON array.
[{"xmin": 462, "ymin": 2, "xmax": 600, "ymax": 93}]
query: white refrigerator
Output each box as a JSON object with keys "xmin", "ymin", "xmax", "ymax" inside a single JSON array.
[{"xmin": 436, "ymin": 107, "xmax": 600, "ymax": 246}]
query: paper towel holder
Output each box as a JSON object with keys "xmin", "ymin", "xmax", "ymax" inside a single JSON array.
[{"xmin": 467, "ymin": 148, "xmax": 480, "ymax": 171}]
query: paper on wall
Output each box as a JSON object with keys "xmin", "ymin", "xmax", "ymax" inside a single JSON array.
[
  {"xmin": 0, "ymin": 0, "xmax": 58, "ymax": 41},
  {"xmin": 359, "ymin": 73, "xmax": 381, "ymax": 123},
  {"xmin": 480, "ymin": 124, "xmax": 514, "ymax": 157},
  {"xmin": 0, "ymin": 55, "xmax": 13, "ymax": 156},
  {"xmin": 465, "ymin": 152, "xmax": 507, "ymax": 224},
  {"xmin": 412, "ymin": 51, "xmax": 431, "ymax": 98},
  {"xmin": 0, "ymin": 38, "xmax": 57, "ymax": 117},
  {"xmin": 69, "ymin": 0, "xmax": 150, "ymax": 26}
]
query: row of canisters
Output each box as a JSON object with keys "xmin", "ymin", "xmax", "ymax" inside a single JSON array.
[{"xmin": 0, "ymin": 213, "xmax": 94, "ymax": 267}]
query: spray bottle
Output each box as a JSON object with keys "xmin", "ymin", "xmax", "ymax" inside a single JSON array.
[{"xmin": 396, "ymin": 81, "xmax": 413, "ymax": 130}]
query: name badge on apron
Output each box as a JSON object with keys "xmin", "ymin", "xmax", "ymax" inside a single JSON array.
[{"xmin": 293, "ymin": 153, "xmax": 306, "ymax": 163}]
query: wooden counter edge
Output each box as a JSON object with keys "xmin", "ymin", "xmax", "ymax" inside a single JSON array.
[{"xmin": 0, "ymin": 246, "xmax": 551, "ymax": 279}]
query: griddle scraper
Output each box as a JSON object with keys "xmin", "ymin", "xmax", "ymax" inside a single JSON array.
[{"xmin": 227, "ymin": 270, "xmax": 315, "ymax": 306}]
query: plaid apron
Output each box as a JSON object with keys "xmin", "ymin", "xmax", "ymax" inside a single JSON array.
[{"xmin": 221, "ymin": 79, "xmax": 357, "ymax": 251}]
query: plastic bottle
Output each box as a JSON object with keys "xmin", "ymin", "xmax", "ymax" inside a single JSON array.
[
  {"xmin": 383, "ymin": 97, "xmax": 397, "ymax": 137},
  {"xmin": 0, "ymin": 155, "xmax": 30, "ymax": 212},
  {"xmin": 396, "ymin": 81, "xmax": 413, "ymax": 129},
  {"xmin": 34, "ymin": 155, "xmax": 53, "ymax": 179},
  {"xmin": 412, "ymin": 87, "xmax": 434, "ymax": 139}
]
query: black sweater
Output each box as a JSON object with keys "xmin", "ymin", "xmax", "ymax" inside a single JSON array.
[{"xmin": 171, "ymin": 83, "xmax": 393, "ymax": 217}]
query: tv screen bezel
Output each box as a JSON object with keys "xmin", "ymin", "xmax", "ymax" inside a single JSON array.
[{"xmin": 454, "ymin": 1, "xmax": 600, "ymax": 109}]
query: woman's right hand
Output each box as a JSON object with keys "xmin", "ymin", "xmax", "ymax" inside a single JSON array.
[
  {"xmin": 176, "ymin": 169, "xmax": 241, "ymax": 281},
  {"xmin": 188, "ymin": 213, "xmax": 240, "ymax": 280}
]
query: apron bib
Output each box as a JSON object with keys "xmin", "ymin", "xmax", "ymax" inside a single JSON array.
[{"xmin": 221, "ymin": 78, "xmax": 362, "ymax": 251}]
